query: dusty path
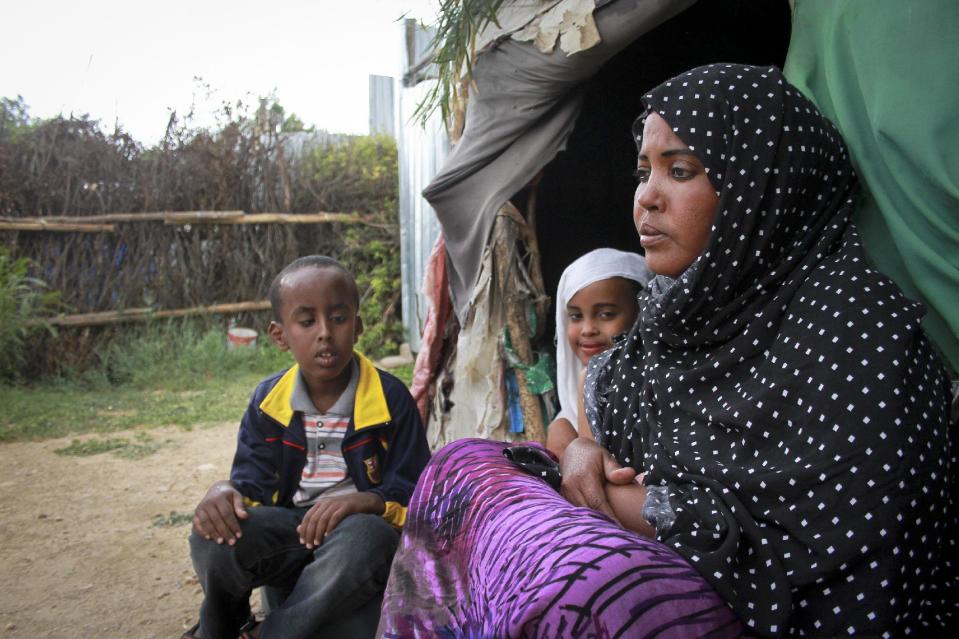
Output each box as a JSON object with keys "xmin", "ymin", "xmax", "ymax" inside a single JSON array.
[{"xmin": 0, "ymin": 422, "xmax": 240, "ymax": 638}]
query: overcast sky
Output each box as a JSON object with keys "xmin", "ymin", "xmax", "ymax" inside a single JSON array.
[{"xmin": 0, "ymin": 0, "xmax": 437, "ymax": 145}]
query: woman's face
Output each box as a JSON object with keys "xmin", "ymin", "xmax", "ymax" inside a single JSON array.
[{"xmin": 633, "ymin": 112, "xmax": 718, "ymax": 278}]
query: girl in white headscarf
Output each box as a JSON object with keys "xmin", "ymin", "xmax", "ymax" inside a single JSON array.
[{"xmin": 546, "ymin": 248, "xmax": 651, "ymax": 458}]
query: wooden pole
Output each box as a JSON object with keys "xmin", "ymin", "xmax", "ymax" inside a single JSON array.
[
  {"xmin": 35, "ymin": 300, "xmax": 271, "ymax": 328},
  {"xmin": 0, "ymin": 211, "xmax": 245, "ymax": 224},
  {"xmin": 491, "ymin": 205, "xmax": 546, "ymax": 444},
  {"xmin": 0, "ymin": 211, "xmax": 370, "ymax": 229},
  {"xmin": 520, "ymin": 173, "xmax": 550, "ymax": 339},
  {"xmin": 0, "ymin": 221, "xmax": 115, "ymax": 233},
  {"xmin": 173, "ymin": 212, "xmax": 366, "ymax": 225}
]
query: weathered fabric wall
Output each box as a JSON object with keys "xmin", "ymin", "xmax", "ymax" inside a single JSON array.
[{"xmin": 423, "ymin": 0, "xmax": 692, "ymax": 320}]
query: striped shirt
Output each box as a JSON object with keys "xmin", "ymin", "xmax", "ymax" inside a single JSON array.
[{"xmin": 291, "ymin": 359, "xmax": 359, "ymax": 507}]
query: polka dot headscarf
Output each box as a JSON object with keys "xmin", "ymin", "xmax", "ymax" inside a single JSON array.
[
  {"xmin": 632, "ymin": 63, "xmax": 857, "ymax": 342},
  {"xmin": 586, "ymin": 64, "xmax": 956, "ymax": 636}
]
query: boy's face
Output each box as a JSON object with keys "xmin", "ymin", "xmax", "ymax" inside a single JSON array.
[{"xmin": 268, "ymin": 266, "xmax": 363, "ymax": 396}]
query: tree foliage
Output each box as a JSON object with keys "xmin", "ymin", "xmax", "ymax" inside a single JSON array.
[{"xmin": 413, "ymin": 0, "xmax": 507, "ymax": 127}]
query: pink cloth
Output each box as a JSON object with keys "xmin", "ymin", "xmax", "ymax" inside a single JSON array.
[{"xmin": 410, "ymin": 234, "xmax": 453, "ymax": 422}]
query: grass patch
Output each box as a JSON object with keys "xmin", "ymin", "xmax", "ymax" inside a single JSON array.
[
  {"xmin": 54, "ymin": 432, "xmax": 171, "ymax": 459},
  {"xmin": 55, "ymin": 437, "xmax": 129, "ymax": 457},
  {"xmin": 115, "ymin": 432, "xmax": 169, "ymax": 459},
  {"xmin": 152, "ymin": 511, "xmax": 194, "ymax": 528},
  {"xmin": 1, "ymin": 319, "xmax": 294, "ymax": 443},
  {"xmin": 0, "ymin": 319, "xmax": 414, "ymax": 444},
  {"xmin": 2, "ymin": 373, "xmax": 266, "ymax": 442}
]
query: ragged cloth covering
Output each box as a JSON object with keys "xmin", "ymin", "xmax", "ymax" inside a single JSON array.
[{"xmin": 423, "ymin": 0, "xmax": 693, "ymax": 320}]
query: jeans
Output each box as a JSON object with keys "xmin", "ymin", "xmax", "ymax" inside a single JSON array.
[{"xmin": 189, "ymin": 506, "xmax": 399, "ymax": 639}]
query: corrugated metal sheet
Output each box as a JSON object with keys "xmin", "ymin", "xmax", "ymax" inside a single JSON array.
[
  {"xmin": 398, "ymin": 20, "xmax": 449, "ymax": 352},
  {"xmin": 368, "ymin": 75, "xmax": 395, "ymax": 138}
]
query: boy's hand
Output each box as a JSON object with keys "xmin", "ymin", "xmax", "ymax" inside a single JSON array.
[
  {"xmin": 192, "ymin": 480, "xmax": 249, "ymax": 545},
  {"xmin": 297, "ymin": 492, "xmax": 385, "ymax": 549}
]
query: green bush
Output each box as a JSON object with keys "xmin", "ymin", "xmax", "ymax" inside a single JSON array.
[
  {"xmin": 306, "ymin": 134, "xmax": 405, "ymax": 359},
  {"xmin": 350, "ymin": 233, "xmax": 404, "ymax": 359},
  {"xmin": 0, "ymin": 248, "xmax": 60, "ymax": 380}
]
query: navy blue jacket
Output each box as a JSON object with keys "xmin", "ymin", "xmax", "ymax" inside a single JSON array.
[{"xmin": 230, "ymin": 352, "xmax": 430, "ymax": 528}]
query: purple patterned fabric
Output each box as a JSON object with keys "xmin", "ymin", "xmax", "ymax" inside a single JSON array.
[{"xmin": 379, "ymin": 438, "xmax": 749, "ymax": 638}]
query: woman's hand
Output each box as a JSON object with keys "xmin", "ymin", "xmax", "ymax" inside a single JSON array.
[
  {"xmin": 560, "ymin": 438, "xmax": 637, "ymax": 523},
  {"xmin": 546, "ymin": 417, "xmax": 577, "ymax": 460}
]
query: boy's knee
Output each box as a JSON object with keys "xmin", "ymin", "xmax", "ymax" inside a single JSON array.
[
  {"xmin": 350, "ymin": 513, "xmax": 399, "ymax": 544},
  {"xmin": 334, "ymin": 513, "xmax": 399, "ymax": 557},
  {"xmin": 190, "ymin": 529, "xmax": 236, "ymax": 572},
  {"xmin": 303, "ymin": 514, "xmax": 398, "ymax": 590},
  {"xmin": 190, "ymin": 507, "xmax": 301, "ymax": 570}
]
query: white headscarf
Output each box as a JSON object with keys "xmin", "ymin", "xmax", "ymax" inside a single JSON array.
[{"xmin": 554, "ymin": 248, "xmax": 651, "ymax": 427}]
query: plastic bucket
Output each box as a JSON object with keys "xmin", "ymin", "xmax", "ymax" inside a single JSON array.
[{"xmin": 227, "ymin": 327, "xmax": 258, "ymax": 350}]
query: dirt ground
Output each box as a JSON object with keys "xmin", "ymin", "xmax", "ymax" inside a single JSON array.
[{"xmin": 0, "ymin": 421, "xmax": 250, "ymax": 638}]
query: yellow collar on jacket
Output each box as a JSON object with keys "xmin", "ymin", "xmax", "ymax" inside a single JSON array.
[{"xmin": 258, "ymin": 352, "xmax": 391, "ymax": 430}]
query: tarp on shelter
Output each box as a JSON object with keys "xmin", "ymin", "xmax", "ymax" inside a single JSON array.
[{"xmin": 423, "ymin": 0, "xmax": 694, "ymax": 319}]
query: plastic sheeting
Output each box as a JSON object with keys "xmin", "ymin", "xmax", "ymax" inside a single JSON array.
[{"xmin": 423, "ymin": 0, "xmax": 694, "ymax": 320}]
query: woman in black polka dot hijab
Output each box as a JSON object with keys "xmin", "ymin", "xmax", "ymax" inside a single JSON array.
[{"xmin": 583, "ymin": 64, "xmax": 957, "ymax": 636}]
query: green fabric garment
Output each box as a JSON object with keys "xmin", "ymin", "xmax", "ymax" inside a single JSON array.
[{"xmin": 784, "ymin": 0, "xmax": 959, "ymax": 375}]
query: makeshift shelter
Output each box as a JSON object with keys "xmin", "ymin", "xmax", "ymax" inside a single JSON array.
[{"xmin": 404, "ymin": 0, "xmax": 793, "ymax": 447}]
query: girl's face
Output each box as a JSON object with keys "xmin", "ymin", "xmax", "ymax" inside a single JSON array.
[
  {"xmin": 566, "ymin": 277, "xmax": 639, "ymax": 365},
  {"xmin": 633, "ymin": 112, "xmax": 719, "ymax": 278}
]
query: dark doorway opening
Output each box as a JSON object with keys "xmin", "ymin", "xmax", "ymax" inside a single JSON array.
[{"xmin": 530, "ymin": 0, "xmax": 792, "ymax": 345}]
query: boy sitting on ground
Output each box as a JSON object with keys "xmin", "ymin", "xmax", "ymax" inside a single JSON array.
[{"xmin": 184, "ymin": 255, "xmax": 431, "ymax": 639}]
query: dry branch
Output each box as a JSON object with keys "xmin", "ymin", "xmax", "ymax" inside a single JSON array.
[
  {"xmin": 36, "ymin": 300, "xmax": 271, "ymax": 328},
  {"xmin": 149, "ymin": 211, "xmax": 246, "ymax": 223}
]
